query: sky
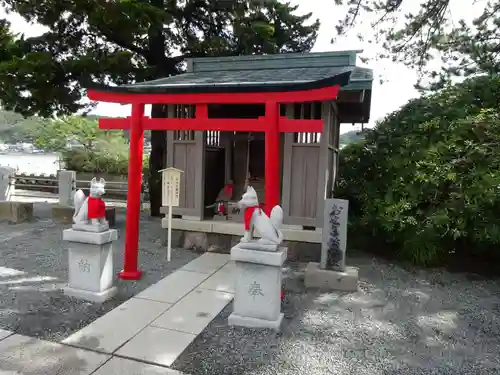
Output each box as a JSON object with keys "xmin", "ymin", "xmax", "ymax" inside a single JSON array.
[{"xmin": 0, "ymin": 1, "xmax": 473, "ymax": 134}]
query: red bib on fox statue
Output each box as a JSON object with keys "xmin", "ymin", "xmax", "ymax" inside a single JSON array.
[
  {"xmin": 244, "ymin": 205, "xmax": 263, "ymax": 230},
  {"xmin": 87, "ymin": 196, "xmax": 106, "ymax": 219}
]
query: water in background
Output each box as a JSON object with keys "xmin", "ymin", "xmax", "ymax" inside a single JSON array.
[{"xmin": 0, "ymin": 153, "xmax": 60, "ymax": 175}]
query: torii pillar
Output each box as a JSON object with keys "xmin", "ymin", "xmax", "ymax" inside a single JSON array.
[{"xmin": 120, "ymin": 103, "xmax": 145, "ymax": 280}]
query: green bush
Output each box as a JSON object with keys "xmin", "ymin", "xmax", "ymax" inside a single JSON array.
[
  {"xmin": 61, "ymin": 140, "xmax": 149, "ymax": 177},
  {"xmin": 336, "ymin": 75, "xmax": 500, "ymax": 265}
]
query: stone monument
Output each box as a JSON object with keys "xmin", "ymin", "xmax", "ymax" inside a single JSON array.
[
  {"xmin": 0, "ymin": 166, "xmax": 15, "ymax": 201},
  {"xmin": 304, "ymin": 198, "xmax": 358, "ymax": 292},
  {"xmin": 228, "ymin": 186, "xmax": 287, "ymax": 331},
  {"xmin": 0, "ymin": 166, "xmax": 33, "ymax": 223},
  {"xmin": 51, "ymin": 170, "xmax": 77, "ymax": 224},
  {"xmin": 58, "ymin": 170, "xmax": 76, "ymax": 207},
  {"xmin": 62, "ymin": 177, "xmax": 118, "ymax": 302}
]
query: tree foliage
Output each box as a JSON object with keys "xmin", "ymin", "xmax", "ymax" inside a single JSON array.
[
  {"xmin": 33, "ymin": 116, "xmax": 101, "ymax": 152},
  {"xmin": 61, "ymin": 137, "xmax": 149, "ymax": 176},
  {"xmin": 0, "ymin": 0, "xmax": 318, "ymax": 116},
  {"xmin": 28, "ymin": 114, "xmax": 149, "ymax": 176},
  {"xmin": 334, "ymin": 0, "xmax": 500, "ymax": 89},
  {"xmin": 339, "ymin": 130, "xmax": 364, "ymax": 146},
  {"xmin": 0, "ymin": 0, "xmax": 319, "ymax": 215},
  {"xmin": 336, "ymin": 75, "xmax": 500, "ymax": 265},
  {"xmin": 0, "ymin": 108, "xmax": 43, "ymax": 143}
]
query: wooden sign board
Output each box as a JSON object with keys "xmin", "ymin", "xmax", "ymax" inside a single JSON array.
[{"xmin": 160, "ymin": 168, "xmax": 183, "ymax": 207}]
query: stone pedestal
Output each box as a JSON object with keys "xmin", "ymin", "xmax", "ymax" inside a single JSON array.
[
  {"xmin": 304, "ymin": 262, "xmax": 358, "ymax": 292},
  {"xmin": 62, "ymin": 228, "xmax": 118, "ymax": 302},
  {"xmin": 228, "ymin": 243, "xmax": 287, "ymax": 331}
]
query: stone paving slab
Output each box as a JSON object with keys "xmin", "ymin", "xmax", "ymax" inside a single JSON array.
[
  {"xmin": 198, "ymin": 262, "xmax": 235, "ymax": 294},
  {"xmin": 62, "ymin": 297, "xmax": 171, "ymax": 354},
  {"xmin": 151, "ymin": 288, "xmax": 233, "ymax": 335},
  {"xmin": 0, "ymin": 334, "xmax": 110, "ymax": 375},
  {"xmin": 180, "ymin": 253, "xmax": 229, "ymax": 274},
  {"xmin": 92, "ymin": 357, "xmax": 184, "ymax": 375},
  {"xmin": 0, "ymin": 328, "xmax": 13, "ymax": 341},
  {"xmin": 135, "ymin": 270, "xmax": 210, "ymax": 304},
  {"xmin": 116, "ymin": 326, "xmax": 197, "ymax": 367}
]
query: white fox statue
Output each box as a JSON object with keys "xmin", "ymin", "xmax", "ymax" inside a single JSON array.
[
  {"xmin": 73, "ymin": 177, "xmax": 108, "ymax": 228},
  {"xmin": 237, "ymin": 186, "xmax": 283, "ymax": 247}
]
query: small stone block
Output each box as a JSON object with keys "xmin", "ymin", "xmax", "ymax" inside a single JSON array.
[
  {"xmin": 63, "ymin": 228, "xmax": 118, "ymax": 244},
  {"xmin": 231, "ymin": 244, "xmax": 287, "ymax": 267},
  {"xmin": 0, "ymin": 201, "xmax": 33, "ymax": 223},
  {"xmin": 64, "ymin": 285, "xmax": 118, "ymax": 303},
  {"xmin": 182, "ymin": 231, "xmax": 208, "ymax": 252},
  {"xmin": 304, "ymin": 262, "xmax": 359, "ymax": 292},
  {"xmin": 105, "ymin": 206, "xmax": 116, "ymax": 227},
  {"xmin": 212, "ymin": 214, "xmax": 229, "ymax": 221},
  {"xmin": 228, "ymin": 312, "xmax": 284, "ymax": 331},
  {"xmin": 51, "ymin": 204, "xmax": 74, "ymax": 224}
]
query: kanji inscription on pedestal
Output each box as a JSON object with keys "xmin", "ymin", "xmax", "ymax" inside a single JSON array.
[
  {"xmin": 78, "ymin": 259, "xmax": 91, "ymax": 273},
  {"xmin": 248, "ymin": 281, "xmax": 264, "ymax": 299}
]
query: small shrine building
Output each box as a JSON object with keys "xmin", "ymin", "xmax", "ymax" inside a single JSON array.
[{"xmin": 87, "ymin": 50, "xmax": 373, "ymax": 280}]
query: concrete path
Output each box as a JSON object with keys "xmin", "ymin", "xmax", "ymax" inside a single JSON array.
[
  {"xmin": 0, "ymin": 252, "xmax": 235, "ymax": 374},
  {"xmin": 0, "ymin": 329, "xmax": 183, "ymax": 374},
  {"xmin": 62, "ymin": 252, "xmax": 234, "ymax": 368}
]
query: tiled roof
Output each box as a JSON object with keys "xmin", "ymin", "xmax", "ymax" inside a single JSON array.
[
  {"xmin": 130, "ymin": 66, "xmax": 353, "ymax": 87},
  {"xmin": 88, "ymin": 66, "xmax": 355, "ymax": 94}
]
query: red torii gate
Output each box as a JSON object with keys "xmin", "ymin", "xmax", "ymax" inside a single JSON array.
[{"xmin": 87, "ymin": 84, "xmax": 341, "ymax": 280}]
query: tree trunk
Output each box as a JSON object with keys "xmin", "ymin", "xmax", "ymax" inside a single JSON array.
[
  {"xmin": 148, "ymin": 105, "xmax": 167, "ymax": 216},
  {"xmin": 146, "ymin": 0, "xmax": 172, "ymax": 217}
]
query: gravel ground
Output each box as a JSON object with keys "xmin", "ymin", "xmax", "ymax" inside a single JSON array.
[
  {"xmin": 173, "ymin": 252, "xmax": 500, "ymax": 375},
  {"xmin": 0, "ymin": 203, "xmax": 198, "ymax": 342}
]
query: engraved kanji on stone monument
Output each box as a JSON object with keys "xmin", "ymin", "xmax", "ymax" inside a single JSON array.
[{"xmin": 321, "ymin": 198, "xmax": 348, "ymax": 272}]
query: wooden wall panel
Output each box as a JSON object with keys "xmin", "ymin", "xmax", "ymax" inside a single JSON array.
[{"xmin": 289, "ymin": 145, "xmax": 320, "ymax": 218}]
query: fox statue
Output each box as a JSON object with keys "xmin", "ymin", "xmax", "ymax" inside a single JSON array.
[
  {"xmin": 73, "ymin": 177, "xmax": 107, "ymax": 227},
  {"xmin": 237, "ymin": 186, "xmax": 283, "ymax": 246}
]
